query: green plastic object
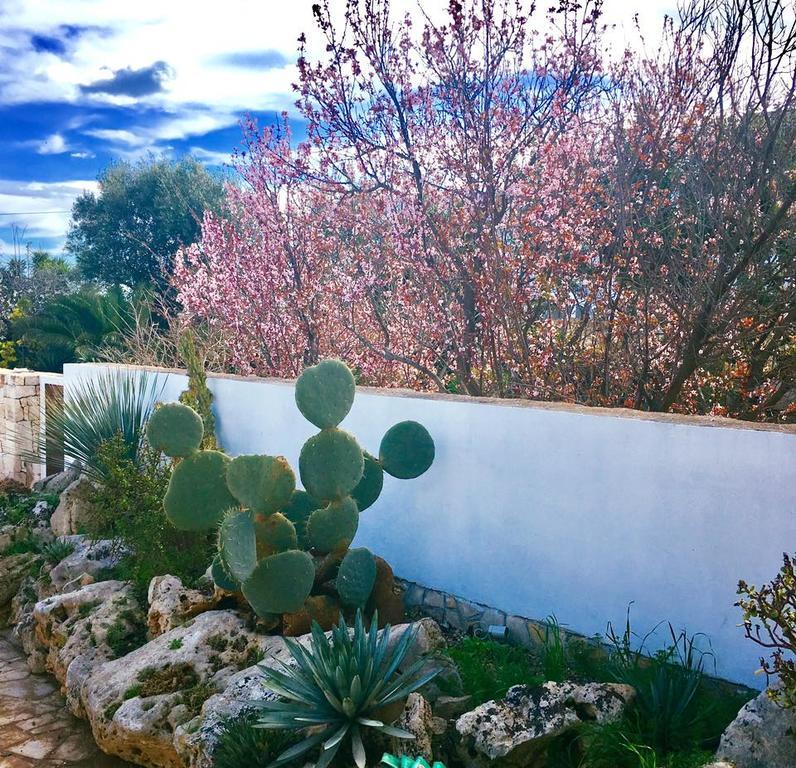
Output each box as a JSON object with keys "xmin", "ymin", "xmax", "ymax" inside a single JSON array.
[
  {"xmin": 381, "ymin": 755, "xmax": 446, "ymax": 768},
  {"xmin": 164, "ymin": 450, "xmax": 235, "ymax": 530},
  {"xmin": 294, "ymin": 359, "xmax": 356, "ymax": 429},
  {"xmin": 226, "ymin": 454, "xmax": 295, "ymax": 515},
  {"xmin": 218, "ymin": 510, "xmax": 258, "ymax": 583},
  {"xmin": 146, "ymin": 402, "xmax": 204, "ymax": 457},
  {"xmin": 379, "ymin": 421, "xmax": 435, "ymax": 479},
  {"xmin": 307, "ymin": 497, "xmax": 359, "ymax": 554},
  {"xmin": 211, "ymin": 554, "xmax": 239, "ymax": 592},
  {"xmin": 299, "ymin": 428, "xmax": 364, "ymax": 501},
  {"xmin": 351, "ymin": 451, "xmax": 384, "ymax": 511},
  {"xmin": 337, "ymin": 547, "xmax": 377, "ymax": 608},
  {"xmin": 242, "ymin": 550, "xmax": 315, "ymax": 616},
  {"xmin": 253, "ymin": 511, "xmax": 298, "ymax": 557}
]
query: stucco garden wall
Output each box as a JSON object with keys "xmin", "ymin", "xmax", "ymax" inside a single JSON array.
[{"xmin": 63, "ymin": 362, "xmax": 796, "ymax": 687}]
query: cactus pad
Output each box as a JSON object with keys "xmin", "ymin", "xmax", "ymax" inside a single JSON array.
[
  {"xmin": 337, "ymin": 547, "xmax": 377, "ymax": 608},
  {"xmin": 351, "ymin": 451, "xmax": 384, "ymax": 511},
  {"xmin": 242, "ymin": 550, "xmax": 315, "ymax": 616},
  {"xmin": 379, "ymin": 420, "xmax": 435, "ymax": 479},
  {"xmin": 218, "ymin": 510, "xmax": 258, "ymax": 583},
  {"xmin": 299, "ymin": 427, "xmax": 364, "ymax": 501},
  {"xmin": 307, "ymin": 496, "xmax": 359, "ymax": 553},
  {"xmin": 253, "ymin": 511, "xmax": 298, "ymax": 557},
  {"xmin": 211, "ymin": 555, "xmax": 239, "ymax": 592},
  {"xmin": 294, "ymin": 359, "xmax": 356, "ymax": 428},
  {"xmin": 282, "ymin": 490, "xmax": 320, "ymax": 548},
  {"xmin": 146, "ymin": 402, "xmax": 204, "ymax": 457},
  {"xmin": 164, "ymin": 450, "xmax": 235, "ymax": 530},
  {"xmin": 226, "ymin": 454, "xmax": 295, "ymax": 515}
]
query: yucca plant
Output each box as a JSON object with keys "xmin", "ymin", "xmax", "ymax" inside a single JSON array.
[
  {"xmin": 254, "ymin": 611, "xmax": 440, "ymax": 768},
  {"xmin": 21, "ymin": 369, "xmax": 163, "ymax": 484}
]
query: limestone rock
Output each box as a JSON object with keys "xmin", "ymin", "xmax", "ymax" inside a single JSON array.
[
  {"xmin": 30, "ymin": 498, "xmax": 54, "ymax": 527},
  {"xmin": 392, "ymin": 693, "xmax": 439, "ymax": 762},
  {"xmin": 50, "ymin": 476, "xmax": 96, "ymax": 536},
  {"xmin": 49, "ymin": 535, "xmax": 120, "ymax": 591},
  {"xmin": 0, "ymin": 551, "xmax": 44, "ymax": 606},
  {"xmin": 83, "ymin": 609, "xmax": 268, "ymax": 768},
  {"xmin": 173, "ymin": 635, "xmax": 293, "ymax": 768},
  {"xmin": 456, "ymin": 682, "xmax": 635, "ymax": 767},
  {"xmin": 33, "ymin": 466, "xmax": 81, "ymax": 494},
  {"xmin": 33, "ymin": 579, "xmax": 145, "ymax": 715},
  {"xmin": 147, "ymin": 575, "xmax": 220, "ymax": 637},
  {"xmin": 715, "ymin": 686, "xmax": 796, "ymax": 768}
]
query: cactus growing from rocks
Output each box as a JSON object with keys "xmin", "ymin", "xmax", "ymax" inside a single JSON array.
[{"xmin": 147, "ymin": 358, "xmax": 434, "ymax": 633}]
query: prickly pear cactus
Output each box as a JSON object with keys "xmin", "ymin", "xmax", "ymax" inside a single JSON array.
[{"xmin": 147, "ymin": 358, "xmax": 435, "ymax": 633}]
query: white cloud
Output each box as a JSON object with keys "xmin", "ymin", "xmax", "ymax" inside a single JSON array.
[
  {"xmin": 0, "ymin": 179, "xmax": 98, "ymax": 244},
  {"xmin": 36, "ymin": 133, "xmax": 69, "ymax": 154},
  {"xmin": 83, "ymin": 128, "xmax": 146, "ymax": 146},
  {"xmin": 1, "ymin": 0, "xmax": 676, "ymax": 114}
]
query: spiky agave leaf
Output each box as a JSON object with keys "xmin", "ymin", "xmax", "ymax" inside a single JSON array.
[
  {"xmin": 255, "ymin": 610, "xmax": 441, "ymax": 768},
  {"xmin": 17, "ymin": 367, "xmax": 163, "ymax": 483}
]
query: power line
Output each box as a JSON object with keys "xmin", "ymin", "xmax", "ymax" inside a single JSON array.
[{"xmin": 0, "ymin": 210, "xmax": 70, "ymax": 216}]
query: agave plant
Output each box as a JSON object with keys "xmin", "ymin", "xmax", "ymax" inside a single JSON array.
[
  {"xmin": 254, "ymin": 611, "xmax": 440, "ymax": 768},
  {"xmin": 20, "ymin": 368, "xmax": 163, "ymax": 484}
]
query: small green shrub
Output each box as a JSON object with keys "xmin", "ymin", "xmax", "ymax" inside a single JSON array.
[
  {"xmin": 444, "ymin": 636, "xmax": 543, "ymax": 705},
  {"xmin": 213, "ymin": 710, "xmax": 301, "ymax": 768},
  {"xmin": 0, "ymin": 490, "xmax": 58, "ymax": 526},
  {"xmin": 88, "ymin": 434, "xmax": 215, "ymax": 598},
  {"xmin": 168, "ymin": 638, "xmax": 183, "ymax": 650},
  {"xmin": 41, "ymin": 538, "xmax": 75, "ymax": 565},
  {"xmin": 738, "ymin": 552, "xmax": 796, "ymax": 708}
]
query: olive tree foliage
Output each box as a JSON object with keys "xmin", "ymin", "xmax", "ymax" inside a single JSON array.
[{"xmin": 66, "ymin": 156, "xmax": 225, "ymax": 293}]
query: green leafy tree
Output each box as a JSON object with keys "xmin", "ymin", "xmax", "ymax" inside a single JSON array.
[{"xmin": 66, "ymin": 156, "xmax": 225, "ymax": 293}]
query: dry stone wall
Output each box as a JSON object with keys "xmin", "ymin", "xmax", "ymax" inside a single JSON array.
[{"xmin": 0, "ymin": 368, "xmax": 42, "ymax": 485}]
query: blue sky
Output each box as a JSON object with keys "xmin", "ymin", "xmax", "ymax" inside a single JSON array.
[{"xmin": 0, "ymin": 0, "xmax": 671, "ymax": 257}]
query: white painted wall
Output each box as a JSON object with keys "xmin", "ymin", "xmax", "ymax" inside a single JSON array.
[{"xmin": 64, "ymin": 363, "xmax": 796, "ymax": 687}]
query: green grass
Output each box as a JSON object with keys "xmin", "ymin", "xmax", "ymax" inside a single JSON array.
[{"xmin": 443, "ymin": 636, "xmax": 543, "ymax": 705}]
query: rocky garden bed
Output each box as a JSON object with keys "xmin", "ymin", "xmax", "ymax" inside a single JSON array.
[{"xmin": 0, "ymin": 474, "xmax": 792, "ymax": 768}]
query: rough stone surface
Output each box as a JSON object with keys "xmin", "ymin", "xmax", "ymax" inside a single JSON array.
[
  {"xmin": 82, "ymin": 610, "xmax": 267, "ymax": 768},
  {"xmin": 147, "ymin": 575, "xmax": 220, "ymax": 637},
  {"xmin": 173, "ymin": 635, "xmax": 293, "ymax": 768},
  {"xmin": 32, "ymin": 579, "xmax": 144, "ymax": 716},
  {"xmin": 50, "ymin": 478, "xmax": 95, "ymax": 537},
  {"xmin": 33, "ymin": 467, "xmax": 81, "ymax": 495},
  {"xmin": 391, "ymin": 693, "xmax": 440, "ymax": 762},
  {"xmin": 456, "ymin": 682, "xmax": 635, "ymax": 767},
  {"xmin": 0, "ymin": 553, "xmax": 44, "ymax": 607},
  {"xmin": 715, "ymin": 686, "xmax": 796, "ymax": 768},
  {"xmin": 49, "ymin": 536, "xmax": 120, "ymax": 591}
]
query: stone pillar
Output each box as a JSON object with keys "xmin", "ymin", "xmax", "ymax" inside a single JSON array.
[{"xmin": 0, "ymin": 369, "xmax": 43, "ymax": 486}]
